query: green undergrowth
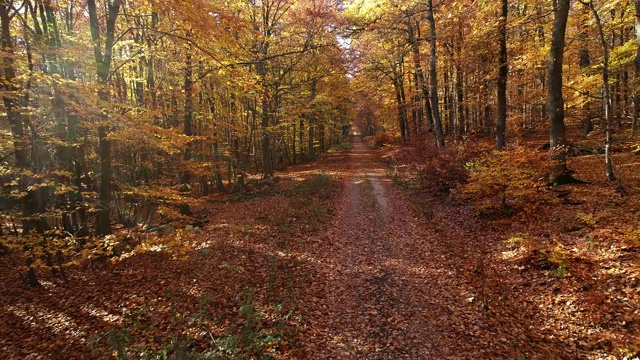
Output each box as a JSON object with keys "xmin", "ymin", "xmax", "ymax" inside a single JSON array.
[
  {"xmin": 277, "ymin": 173, "xmax": 340, "ymax": 234},
  {"xmin": 89, "ymin": 174, "xmax": 340, "ymax": 359},
  {"xmin": 328, "ymin": 142, "xmax": 353, "ymax": 152},
  {"xmin": 93, "ymin": 288, "xmax": 298, "ymax": 360}
]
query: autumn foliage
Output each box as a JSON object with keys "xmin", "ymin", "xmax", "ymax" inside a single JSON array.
[
  {"xmin": 2, "ymin": 0, "xmax": 640, "ymax": 358},
  {"xmin": 460, "ymin": 147, "xmax": 553, "ymax": 213}
]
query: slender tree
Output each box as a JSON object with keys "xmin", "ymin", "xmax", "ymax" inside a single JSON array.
[
  {"xmin": 88, "ymin": 0, "xmax": 122, "ymax": 235},
  {"xmin": 633, "ymin": 0, "xmax": 640, "ymax": 136},
  {"xmin": 586, "ymin": 0, "xmax": 615, "ymax": 180},
  {"xmin": 427, "ymin": 0, "xmax": 445, "ymax": 148},
  {"xmin": 496, "ymin": 0, "xmax": 508, "ymax": 150}
]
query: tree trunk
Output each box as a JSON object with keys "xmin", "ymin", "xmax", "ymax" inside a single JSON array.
[
  {"xmin": 633, "ymin": 0, "xmax": 640, "ymax": 136},
  {"xmin": 1, "ymin": 2, "xmax": 40, "ymax": 287},
  {"xmin": 88, "ymin": 0, "xmax": 121, "ymax": 236},
  {"xmin": 307, "ymin": 80, "xmax": 318, "ymax": 158},
  {"xmin": 182, "ymin": 47, "xmax": 193, "ymax": 187},
  {"xmin": 589, "ymin": 1, "xmax": 615, "ymax": 181},
  {"xmin": 579, "ymin": 5, "xmax": 594, "ymax": 136},
  {"xmin": 496, "ymin": 0, "xmax": 508, "ymax": 150},
  {"xmin": 408, "ymin": 20, "xmax": 429, "ymax": 132},
  {"xmin": 548, "ymin": 0, "xmax": 571, "ymax": 176},
  {"xmin": 427, "ymin": 0, "xmax": 445, "ymax": 148},
  {"xmin": 259, "ymin": 59, "xmax": 273, "ymax": 177},
  {"xmin": 398, "ymin": 70, "xmax": 409, "ymax": 141},
  {"xmin": 1, "ymin": 4, "xmax": 28, "ymax": 171},
  {"xmin": 394, "ymin": 78, "xmax": 407, "ymax": 142}
]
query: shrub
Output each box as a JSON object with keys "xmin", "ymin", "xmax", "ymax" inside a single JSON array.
[
  {"xmin": 374, "ymin": 132, "xmax": 394, "ymax": 148},
  {"xmin": 413, "ymin": 140, "xmax": 491, "ymax": 195},
  {"xmin": 460, "ymin": 147, "xmax": 552, "ymax": 213}
]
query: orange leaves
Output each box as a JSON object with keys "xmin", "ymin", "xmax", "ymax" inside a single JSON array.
[{"xmin": 460, "ymin": 146, "xmax": 553, "ymax": 214}]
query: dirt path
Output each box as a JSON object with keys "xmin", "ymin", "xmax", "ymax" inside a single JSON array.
[{"xmin": 291, "ymin": 138, "xmax": 483, "ymax": 359}]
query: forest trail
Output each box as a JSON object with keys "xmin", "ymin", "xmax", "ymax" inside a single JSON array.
[{"xmin": 291, "ymin": 138, "xmax": 478, "ymax": 359}]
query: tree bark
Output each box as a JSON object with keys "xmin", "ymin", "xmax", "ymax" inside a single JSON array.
[
  {"xmin": 548, "ymin": 0, "xmax": 571, "ymax": 175},
  {"xmin": 579, "ymin": 5, "xmax": 594, "ymax": 135},
  {"xmin": 427, "ymin": 0, "xmax": 445, "ymax": 148},
  {"xmin": 633, "ymin": 0, "xmax": 640, "ymax": 136},
  {"xmin": 394, "ymin": 77, "xmax": 408, "ymax": 142},
  {"xmin": 589, "ymin": 1, "xmax": 615, "ymax": 181},
  {"xmin": 88, "ymin": 0, "xmax": 121, "ymax": 236},
  {"xmin": 1, "ymin": 2, "xmax": 41, "ymax": 287},
  {"xmin": 408, "ymin": 19, "xmax": 432, "ymax": 132},
  {"xmin": 182, "ymin": 46, "xmax": 193, "ymax": 187},
  {"xmin": 496, "ymin": 0, "xmax": 508, "ymax": 150}
]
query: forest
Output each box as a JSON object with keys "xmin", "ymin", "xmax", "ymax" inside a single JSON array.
[{"xmin": 1, "ymin": 0, "xmax": 639, "ymax": 358}]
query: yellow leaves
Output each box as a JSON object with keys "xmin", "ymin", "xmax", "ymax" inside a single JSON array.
[
  {"xmin": 460, "ymin": 147, "xmax": 552, "ymax": 214},
  {"xmin": 115, "ymin": 228, "xmax": 196, "ymax": 261}
]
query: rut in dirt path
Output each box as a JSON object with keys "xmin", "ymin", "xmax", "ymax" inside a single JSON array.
[{"xmin": 293, "ymin": 138, "xmax": 480, "ymax": 359}]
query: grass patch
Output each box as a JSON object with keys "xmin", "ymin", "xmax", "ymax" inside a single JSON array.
[
  {"xmin": 287, "ymin": 173, "xmax": 334, "ymax": 200},
  {"xmin": 255, "ymin": 173, "xmax": 339, "ymax": 237},
  {"xmin": 329, "ymin": 142, "xmax": 353, "ymax": 152},
  {"xmin": 285, "ymin": 173, "xmax": 339, "ymax": 232},
  {"xmin": 92, "ymin": 288, "xmax": 298, "ymax": 359},
  {"xmin": 506, "ymin": 233, "xmax": 528, "ymax": 247}
]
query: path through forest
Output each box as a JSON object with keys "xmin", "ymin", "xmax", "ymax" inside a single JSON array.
[
  {"xmin": 291, "ymin": 137, "xmax": 484, "ymax": 358},
  {"xmin": 3, "ymin": 135, "xmax": 634, "ymax": 359}
]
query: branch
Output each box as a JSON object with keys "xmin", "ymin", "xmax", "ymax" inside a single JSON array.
[
  {"xmin": 108, "ymin": 46, "xmax": 145, "ymax": 80},
  {"xmin": 562, "ymin": 83, "xmax": 603, "ymax": 100}
]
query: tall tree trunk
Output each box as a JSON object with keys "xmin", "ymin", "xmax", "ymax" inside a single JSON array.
[
  {"xmin": 633, "ymin": 0, "xmax": 640, "ymax": 136},
  {"xmin": 394, "ymin": 77, "xmax": 407, "ymax": 142},
  {"xmin": 307, "ymin": 80, "xmax": 317, "ymax": 159},
  {"xmin": 496, "ymin": 0, "xmax": 508, "ymax": 150},
  {"xmin": 182, "ymin": 47, "xmax": 193, "ymax": 187},
  {"xmin": 456, "ymin": 64, "xmax": 465, "ymax": 137},
  {"xmin": 579, "ymin": 5, "xmax": 594, "ymax": 135},
  {"xmin": 443, "ymin": 65, "xmax": 451, "ymax": 135},
  {"xmin": 427, "ymin": 0, "xmax": 445, "ymax": 148},
  {"xmin": 1, "ymin": 3, "xmax": 27, "ymax": 171},
  {"xmin": 548, "ymin": 0, "xmax": 571, "ymax": 176},
  {"xmin": 1, "ymin": 2, "xmax": 40, "ymax": 287},
  {"xmin": 589, "ymin": 1, "xmax": 615, "ymax": 181},
  {"xmin": 88, "ymin": 0, "xmax": 121, "ymax": 236},
  {"xmin": 408, "ymin": 19, "xmax": 431, "ymax": 132},
  {"xmin": 259, "ymin": 59, "xmax": 273, "ymax": 177},
  {"xmin": 398, "ymin": 71, "xmax": 409, "ymax": 141}
]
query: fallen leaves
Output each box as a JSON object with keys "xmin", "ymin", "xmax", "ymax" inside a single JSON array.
[{"xmin": 2, "ymin": 136, "xmax": 639, "ymax": 359}]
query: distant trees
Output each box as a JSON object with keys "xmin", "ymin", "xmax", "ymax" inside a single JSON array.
[{"xmin": 347, "ymin": 0, "xmax": 635, "ymax": 180}]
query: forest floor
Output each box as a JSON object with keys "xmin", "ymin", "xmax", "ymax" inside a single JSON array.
[{"xmin": 1, "ymin": 134, "xmax": 639, "ymax": 359}]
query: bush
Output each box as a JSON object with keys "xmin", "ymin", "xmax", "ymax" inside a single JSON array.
[
  {"xmin": 411, "ymin": 140, "xmax": 490, "ymax": 195},
  {"xmin": 459, "ymin": 147, "xmax": 552, "ymax": 214},
  {"xmin": 288, "ymin": 173, "xmax": 334, "ymax": 200},
  {"xmin": 375, "ymin": 132, "xmax": 394, "ymax": 147}
]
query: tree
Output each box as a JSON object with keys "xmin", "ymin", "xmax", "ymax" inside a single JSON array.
[
  {"xmin": 427, "ymin": 0, "xmax": 445, "ymax": 148},
  {"xmin": 1, "ymin": 0, "xmax": 40, "ymax": 287},
  {"xmin": 496, "ymin": 0, "xmax": 508, "ymax": 150},
  {"xmin": 585, "ymin": 0, "xmax": 615, "ymax": 180},
  {"xmin": 88, "ymin": 0, "xmax": 122, "ymax": 235},
  {"xmin": 633, "ymin": 0, "xmax": 640, "ymax": 136},
  {"xmin": 548, "ymin": 0, "xmax": 571, "ymax": 177}
]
